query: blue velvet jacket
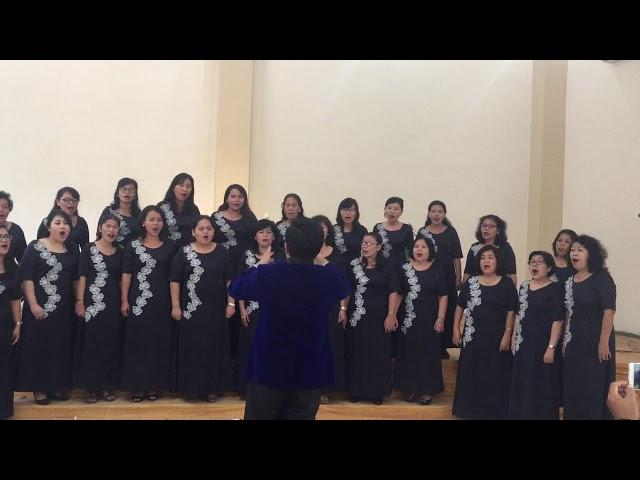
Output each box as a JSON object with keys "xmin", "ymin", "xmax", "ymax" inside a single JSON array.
[{"xmin": 229, "ymin": 262, "xmax": 351, "ymax": 390}]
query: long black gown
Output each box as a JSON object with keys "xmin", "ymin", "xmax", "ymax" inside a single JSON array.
[
  {"xmin": 74, "ymin": 243, "xmax": 123, "ymax": 392},
  {"xmin": 394, "ymin": 261, "xmax": 448, "ymax": 397},
  {"xmin": 320, "ymin": 248, "xmax": 347, "ymax": 396},
  {"xmin": 333, "ymin": 223, "xmax": 367, "ymax": 266},
  {"xmin": 372, "ymin": 222, "xmax": 414, "ymax": 267},
  {"xmin": 345, "ymin": 259, "xmax": 399, "ymax": 400},
  {"xmin": 452, "ymin": 275, "xmax": 518, "ymax": 419},
  {"xmin": 275, "ymin": 220, "xmax": 290, "ymax": 250},
  {"xmin": 417, "ymin": 226, "xmax": 463, "ymax": 349},
  {"xmin": 37, "ymin": 216, "xmax": 89, "ymax": 253},
  {"xmin": 562, "ymin": 271, "xmax": 616, "ymax": 420},
  {"xmin": 211, "ymin": 212, "xmax": 256, "ymax": 358},
  {"xmin": 100, "ymin": 206, "xmax": 138, "ymax": 247},
  {"xmin": 508, "ymin": 281, "xmax": 564, "ymax": 419},
  {"xmin": 464, "ymin": 241, "xmax": 517, "ymax": 278},
  {"xmin": 0, "ymin": 270, "xmax": 20, "ymax": 419},
  {"xmin": 170, "ymin": 244, "xmax": 234, "ymax": 396},
  {"xmin": 120, "ymin": 238, "xmax": 175, "ymax": 393},
  {"xmin": 7, "ymin": 222, "xmax": 27, "ymax": 265},
  {"xmin": 550, "ymin": 262, "xmax": 575, "ymax": 405},
  {"xmin": 157, "ymin": 202, "xmax": 201, "ymax": 251},
  {"xmin": 14, "ymin": 240, "xmax": 79, "ymax": 393}
]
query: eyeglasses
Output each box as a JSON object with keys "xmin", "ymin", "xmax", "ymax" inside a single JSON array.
[
  {"xmin": 341, "ymin": 208, "xmax": 357, "ymax": 213},
  {"xmin": 119, "ymin": 187, "xmax": 136, "ymax": 193},
  {"xmin": 361, "ymin": 241, "xmax": 378, "ymax": 247},
  {"xmin": 0, "ymin": 234, "xmax": 11, "ymax": 241},
  {"xmin": 59, "ymin": 197, "xmax": 78, "ymax": 204},
  {"xmin": 481, "ymin": 223, "xmax": 497, "ymax": 229},
  {"xmin": 528, "ymin": 260, "xmax": 546, "ymax": 266}
]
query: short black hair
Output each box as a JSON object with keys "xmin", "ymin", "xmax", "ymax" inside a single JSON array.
[
  {"xmin": 0, "ymin": 225, "xmax": 17, "ymax": 275},
  {"xmin": 137, "ymin": 205, "xmax": 169, "ymax": 241},
  {"xmin": 362, "ymin": 231, "xmax": 386, "ymax": 269},
  {"xmin": 191, "ymin": 214, "xmax": 214, "ymax": 230},
  {"xmin": 95, "ymin": 213, "xmax": 121, "ymax": 240},
  {"xmin": 385, "ymin": 196, "xmax": 404, "ymax": 210},
  {"xmin": 0, "ymin": 191, "xmax": 14, "ymax": 211},
  {"xmin": 285, "ymin": 217, "xmax": 323, "ymax": 259},
  {"xmin": 528, "ymin": 250, "xmax": 556, "ymax": 277},
  {"xmin": 45, "ymin": 209, "xmax": 72, "ymax": 229},
  {"xmin": 475, "ymin": 244, "xmax": 504, "ymax": 276},
  {"xmin": 250, "ymin": 219, "xmax": 278, "ymax": 252},
  {"xmin": 425, "ymin": 200, "xmax": 452, "ymax": 227},
  {"xmin": 475, "ymin": 214, "xmax": 508, "ymax": 245},
  {"xmin": 552, "ymin": 229, "xmax": 578, "ymax": 257},
  {"xmin": 573, "ymin": 234, "xmax": 608, "ymax": 273},
  {"xmin": 409, "ymin": 236, "xmax": 436, "ymax": 262},
  {"xmin": 111, "ymin": 177, "xmax": 141, "ymax": 216},
  {"xmin": 311, "ymin": 215, "xmax": 335, "ymax": 247},
  {"xmin": 280, "ymin": 193, "xmax": 304, "ymax": 220},
  {"xmin": 52, "ymin": 187, "xmax": 81, "ymax": 214}
]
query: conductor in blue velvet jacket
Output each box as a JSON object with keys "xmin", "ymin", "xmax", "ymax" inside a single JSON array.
[{"xmin": 229, "ymin": 216, "xmax": 351, "ymax": 420}]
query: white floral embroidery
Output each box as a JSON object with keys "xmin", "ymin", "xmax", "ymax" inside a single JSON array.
[
  {"xmin": 109, "ymin": 208, "xmax": 130, "ymax": 243},
  {"xmin": 333, "ymin": 225, "xmax": 347, "ymax": 254},
  {"xmin": 182, "ymin": 245, "xmax": 204, "ymax": 319},
  {"xmin": 213, "ymin": 212, "xmax": 237, "ymax": 250},
  {"xmin": 33, "ymin": 241, "xmax": 63, "ymax": 315},
  {"xmin": 160, "ymin": 203, "xmax": 181, "ymax": 241},
  {"xmin": 401, "ymin": 263, "xmax": 422, "ymax": 334},
  {"xmin": 462, "ymin": 276, "xmax": 482, "ymax": 346},
  {"xmin": 376, "ymin": 224, "xmax": 392, "ymax": 259},
  {"xmin": 562, "ymin": 276, "xmax": 574, "ymax": 355},
  {"xmin": 512, "ymin": 280, "xmax": 530, "ymax": 354},
  {"xmin": 349, "ymin": 258, "xmax": 369, "ymax": 327},
  {"xmin": 418, "ymin": 228, "xmax": 438, "ymax": 253},
  {"xmin": 84, "ymin": 245, "xmax": 109, "ymax": 322},
  {"xmin": 470, "ymin": 243, "xmax": 483, "ymax": 257},
  {"xmin": 244, "ymin": 251, "xmax": 260, "ymax": 313},
  {"xmin": 0, "ymin": 283, "xmax": 5, "ymax": 296},
  {"xmin": 277, "ymin": 222, "xmax": 289, "ymax": 241},
  {"xmin": 549, "ymin": 274, "xmax": 559, "ymax": 283},
  {"xmin": 131, "ymin": 239, "xmax": 157, "ymax": 317}
]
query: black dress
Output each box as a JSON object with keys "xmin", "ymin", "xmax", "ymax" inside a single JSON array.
[
  {"xmin": 0, "ymin": 271, "xmax": 20, "ymax": 419},
  {"xmin": 550, "ymin": 263, "xmax": 575, "ymax": 405},
  {"xmin": 453, "ymin": 275, "xmax": 518, "ymax": 419},
  {"xmin": 7, "ymin": 223, "xmax": 27, "ymax": 265},
  {"xmin": 333, "ymin": 223, "xmax": 367, "ymax": 266},
  {"xmin": 37, "ymin": 216, "xmax": 89, "ymax": 253},
  {"xmin": 562, "ymin": 271, "xmax": 616, "ymax": 420},
  {"xmin": 120, "ymin": 238, "xmax": 175, "ymax": 392},
  {"xmin": 321, "ymin": 248, "xmax": 347, "ymax": 395},
  {"xmin": 170, "ymin": 244, "xmax": 234, "ymax": 396},
  {"xmin": 345, "ymin": 259, "xmax": 399, "ymax": 399},
  {"xmin": 157, "ymin": 202, "xmax": 201, "ymax": 250},
  {"xmin": 211, "ymin": 212, "xmax": 256, "ymax": 358},
  {"xmin": 508, "ymin": 281, "xmax": 564, "ymax": 420},
  {"xmin": 275, "ymin": 220, "xmax": 290, "ymax": 250},
  {"xmin": 394, "ymin": 261, "xmax": 448, "ymax": 396},
  {"xmin": 417, "ymin": 226, "xmax": 463, "ymax": 349},
  {"xmin": 552, "ymin": 264, "xmax": 575, "ymax": 287},
  {"xmin": 14, "ymin": 240, "xmax": 79, "ymax": 393},
  {"xmin": 100, "ymin": 206, "xmax": 138, "ymax": 247},
  {"xmin": 464, "ymin": 241, "xmax": 517, "ymax": 278},
  {"xmin": 74, "ymin": 243, "xmax": 123, "ymax": 392},
  {"xmin": 372, "ymin": 222, "xmax": 414, "ymax": 267}
]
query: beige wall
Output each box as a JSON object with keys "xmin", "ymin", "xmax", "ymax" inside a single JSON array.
[
  {"xmin": 249, "ymin": 60, "xmax": 534, "ymax": 275},
  {"xmin": 0, "ymin": 60, "xmax": 220, "ymax": 241},
  {"xmin": 564, "ymin": 60, "xmax": 640, "ymax": 334}
]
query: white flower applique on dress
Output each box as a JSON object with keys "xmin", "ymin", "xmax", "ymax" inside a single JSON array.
[
  {"xmin": 333, "ymin": 225, "xmax": 347, "ymax": 254},
  {"xmin": 462, "ymin": 276, "xmax": 482, "ymax": 347},
  {"xmin": 418, "ymin": 228, "xmax": 438, "ymax": 253},
  {"xmin": 277, "ymin": 222, "xmax": 289, "ymax": 242},
  {"xmin": 84, "ymin": 245, "xmax": 109, "ymax": 322},
  {"xmin": 182, "ymin": 245, "xmax": 204, "ymax": 319},
  {"xmin": 34, "ymin": 241, "xmax": 63, "ymax": 316},
  {"xmin": 109, "ymin": 208, "xmax": 130, "ymax": 243},
  {"xmin": 512, "ymin": 280, "xmax": 530, "ymax": 354},
  {"xmin": 213, "ymin": 212, "xmax": 238, "ymax": 250},
  {"xmin": 401, "ymin": 263, "xmax": 422, "ymax": 334},
  {"xmin": 131, "ymin": 239, "xmax": 157, "ymax": 317},
  {"xmin": 160, "ymin": 203, "xmax": 181, "ymax": 241},
  {"xmin": 376, "ymin": 224, "xmax": 392, "ymax": 259},
  {"xmin": 349, "ymin": 258, "xmax": 369, "ymax": 327},
  {"xmin": 562, "ymin": 276, "xmax": 574, "ymax": 355}
]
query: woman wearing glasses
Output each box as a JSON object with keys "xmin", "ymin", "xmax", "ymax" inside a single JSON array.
[
  {"xmin": 0, "ymin": 225, "xmax": 21, "ymax": 419},
  {"xmin": 37, "ymin": 187, "xmax": 89, "ymax": 253},
  {"xmin": 345, "ymin": 232, "xmax": 400, "ymax": 405},
  {"xmin": 463, "ymin": 214, "xmax": 517, "ymax": 286},
  {"xmin": 0, "ymin": 191, "xmax": 27, "ymax": 264},
  {"xmin": 508, "ymin": 251, "xmax": 564, "ymax": 419},
  {"xmin": 333, "ymin": 198, "xmax": 368, "ymax": 266},
  {"xmin": 100, "ymin": 178, "xmax": 141, "ymax": 247}
]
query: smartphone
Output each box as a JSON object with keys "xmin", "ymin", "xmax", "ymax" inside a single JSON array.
[{"xmin": 629, "ymin": 362, "xmax": 640, "ymax": 390}]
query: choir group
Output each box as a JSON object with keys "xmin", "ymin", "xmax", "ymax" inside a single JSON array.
[{"xmin": 0, "ymin": 173, "xmax": 617, "ymax": 420}]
